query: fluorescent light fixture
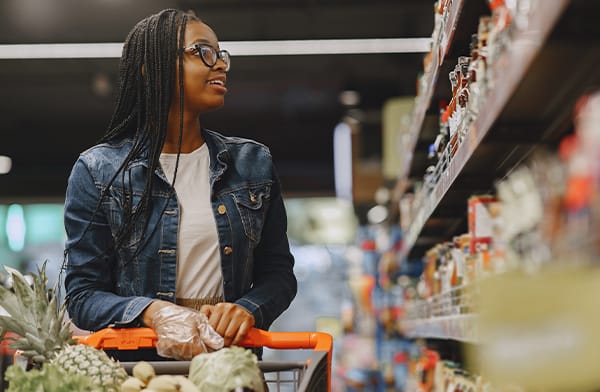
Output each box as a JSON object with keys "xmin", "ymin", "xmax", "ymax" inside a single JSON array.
[
  {"xmin": 0, "ymin": 43, "xmax": 123, "ymax": 59},
  {"xmin": 0, "ymin": 38, "xmax": 431, "ymax": 59},
  {"xmin": 0, "ymin": 156, "xmax": 12, "ymax": 174},
  {"xmin": 223, "ymin": 38, "xmax": 432, "ymax": 56},
  {"xmin": 333, "ymin": 122, "xmax": 353, "ymax": 202}
]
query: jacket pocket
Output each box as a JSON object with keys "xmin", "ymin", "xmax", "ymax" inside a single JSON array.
[{"xmin": 232, "ymin": 183, "xmax": 271, "ymax": 243}]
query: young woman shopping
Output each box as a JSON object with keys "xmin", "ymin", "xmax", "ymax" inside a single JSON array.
[{"xmin": 63, "ymin": 8, "xmax": 297, "ymax": 360}]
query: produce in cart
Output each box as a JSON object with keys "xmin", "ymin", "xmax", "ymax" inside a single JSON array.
[
  {"xmin": 0, "ymin": 263, "xmax": 127, "ymax": 391},
  {"xmin": 0, "ymin": 264, "xmax": 328, "ymax": 391},
  {"xmin": 0, "ymin": 265, "xmax": 278, "ymax": 391},
  {"xmin": 122, "ymin": 360, "xmax": 199, "ymax": 391},
  {"xmin": 189, "ymin": 347, "xmax": 265, "ymax": 392},
  {"xmin": 119, "ymin": 356, "xmax": 264, "ymax": 392}
]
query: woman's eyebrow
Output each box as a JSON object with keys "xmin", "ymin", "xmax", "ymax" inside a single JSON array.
[{"xmin": 188, "ymin": 38, "xmax": 214, "ymax": 46}]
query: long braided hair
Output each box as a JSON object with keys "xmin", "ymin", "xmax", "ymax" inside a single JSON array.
[
  {"xmin": 60, "ymin": 9, "xmax": 198, "ymax": 298},
  {"xmin": 88, "ymin": 9, "xmax": 197, "ymax": 258}
]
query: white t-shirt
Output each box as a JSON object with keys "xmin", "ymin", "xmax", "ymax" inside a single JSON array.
[{"xmin": 159, "ymin": 144, "xmax": 224, "ymax": 299}]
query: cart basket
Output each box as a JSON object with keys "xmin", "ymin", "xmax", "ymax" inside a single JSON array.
[{"xmin": 76, "ymin": 327, "xmax": 332, "ymax": 392}]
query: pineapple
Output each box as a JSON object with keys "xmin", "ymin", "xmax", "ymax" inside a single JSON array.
[{"xmin": 0, "ymin": 262, "xmax": 127, "ymax": 391}]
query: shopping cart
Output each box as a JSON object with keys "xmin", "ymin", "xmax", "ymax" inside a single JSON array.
[{"xmin": 76, "ymin": 327, "xmax": 332, "ymax": 392}]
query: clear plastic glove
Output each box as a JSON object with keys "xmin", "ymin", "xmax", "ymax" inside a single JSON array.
[{"xmin": 148, "ymin": 304, "xmax": 224, "ymax": 360}]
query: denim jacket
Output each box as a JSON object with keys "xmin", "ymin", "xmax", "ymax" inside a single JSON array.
[{"xmin": 64, "ymin": 129, "xmax": 297, "ymax": 332}]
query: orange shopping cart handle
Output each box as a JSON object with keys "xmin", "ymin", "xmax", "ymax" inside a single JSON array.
[
  {"xmin": 76, "ymin": 327, "xmax": 333, "ymax": 392},
  {"xmin": 76, "ymin": 327, "xmax": 332, "ymax": 353}
]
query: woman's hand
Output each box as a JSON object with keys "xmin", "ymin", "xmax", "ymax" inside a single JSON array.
[
  {"xmin": 143, "ymin": 301, "xmax": 224, "ymax": 360},
  {"xmin": 200, "ymin": 303, "xmax": 255, "ymax": 347}
]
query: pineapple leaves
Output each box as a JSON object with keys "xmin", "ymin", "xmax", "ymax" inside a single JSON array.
[
  {"xmin": 1, "ymin": 263, "xmax": 125, "ymax": 391},
  {"xmin": 0, "ymin": 261, "xmax": 74, "ymax": 362}
]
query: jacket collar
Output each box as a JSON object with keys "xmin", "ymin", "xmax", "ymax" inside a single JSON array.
[
  {"xmin": 124, "ymin": 129, "xmax": 230, "ymax": 186},
  {"xmin": 201, "ymin": 128, "xmax": 230, "ymax": 187}
]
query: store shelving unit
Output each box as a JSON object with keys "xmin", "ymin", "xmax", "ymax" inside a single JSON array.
[
  {"xmin": 388, "ymin": 1, "xmax": 600, "ymax": 388},
  {"xmin": 399, "ymin": 0, "xmax": 600, "ymax": 260},
  {"xmin": 401, "ymin": 284, "xmax": 478, "ymax": 343},
  {"xmin": 402, "ymin": 314, "xmax": 478, "ymax": 343},
  {"xmin": 397, "ymin": 1, "xmax": 600, "ymax": 362}
]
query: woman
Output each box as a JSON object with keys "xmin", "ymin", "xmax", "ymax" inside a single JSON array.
[{"xmin": 63, "ymin": 9, "xmax": 297, "ymax": 360}]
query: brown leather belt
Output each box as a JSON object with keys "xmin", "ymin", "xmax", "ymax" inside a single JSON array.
[{"xmin": 176, "ymin": 297, "xmax": 223, "ymax": 310}]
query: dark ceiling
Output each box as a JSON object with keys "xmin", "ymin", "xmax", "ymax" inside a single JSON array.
[{"xmin": 0, "ymin": 0, "xmax": 434, "ymax": 201}]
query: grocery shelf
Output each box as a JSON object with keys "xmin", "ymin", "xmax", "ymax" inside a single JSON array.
[
  {"xmin": 401, "ymin": 314, "xmax": 478, "ymax": 344},
  {"xmin": 399, "ymin": 0, "xmax": 464, "ymax": 180},
  {"xmin": 388, "ymin": 0, "xmax": 600, "ymax": 386},
  {"xmin": 401, "ymin": 284, "xmax": 478, "ymax": 343},
  {"xmin": 400, "ymin": 0, "xmax": 581, "ymax": 259}
]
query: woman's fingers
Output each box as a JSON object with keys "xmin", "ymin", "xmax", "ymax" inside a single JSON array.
[
  {"xmin": 207, "ymin": 303, "xmax": 255, "ymax": 347},
  {"xmin": 200, "ymin": 304, "xmax": 214, "ymax": 317},
  {"xmin": 232, "ymin": 319, "xmax": 253, "ymax": 346}
]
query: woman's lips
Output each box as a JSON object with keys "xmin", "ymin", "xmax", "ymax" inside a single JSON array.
[{"xmin": 207, "ymin": 77, "xmax": 227, "ymax": 93}]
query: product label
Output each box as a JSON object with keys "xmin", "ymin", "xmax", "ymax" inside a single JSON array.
[{"xmin": 474, "ymin": 202, "xmax": 493, "ymax": 237}]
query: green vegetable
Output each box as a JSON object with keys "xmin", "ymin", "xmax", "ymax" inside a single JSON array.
[
  {"xmin": 188, "ymin": 347, "xmax": 265, "ymax": 392},
  {"xmin": 5, "ymin": 363, "xmax": 101, "ymax": 392}
]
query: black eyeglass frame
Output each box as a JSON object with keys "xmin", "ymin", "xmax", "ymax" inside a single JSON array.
[{"xmin": 181, "ymin": 43, "xmax": 231, "ymax": 71}]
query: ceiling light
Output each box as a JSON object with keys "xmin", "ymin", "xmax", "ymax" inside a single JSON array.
[
  {"xmin": 0, "ymin": 156, "xmax": 12, "ymax": 174},
  {"xmin": 0, "ymin": 43, "xmax": 122, "ymax": 59},
  {"xmin": 223, "ymin": 38, "xmax": 432, "ymax": 56},
  {"xmin": 6, "ymin": 204, "xmax": 26, "ymax": 252},
  {"xmin": 91, "ymin": 72, "xmax": 113, "ymax": 97},
  {"xmin": 333, "ymin": 122, "xmax": 353, "ymax": 201},
  {"xmin": 339, "ymin": 90, "xmax": 361, "ymax": 107},
  {"xmin": 0, "ymin": 37, "xmax": 431, "ymax": 59}
]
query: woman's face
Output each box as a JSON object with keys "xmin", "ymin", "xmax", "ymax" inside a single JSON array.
[{"xmin": 177, "ymin": 20, "xmax": 228, "ymax": 113}]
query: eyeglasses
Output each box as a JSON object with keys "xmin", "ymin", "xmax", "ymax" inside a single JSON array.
[{"xmin": 182, "ymin": 43, "xmax": 231, "ymax": 72}]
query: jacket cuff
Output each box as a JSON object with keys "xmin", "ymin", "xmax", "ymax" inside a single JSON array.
[
  {"xmin": 109, "ymin": 297, "xmax": 155, "ymax": 328},
  {"xmin": 235, "ymin": 297, "xmax": 265, "ymax": 329}
]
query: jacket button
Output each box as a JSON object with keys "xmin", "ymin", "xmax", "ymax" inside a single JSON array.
[
  {"xmin": 217, "ymin": 204, "xmax": 227, "ymax": 215},
  {"xmin": 223, "ymin": 246, "xmax": 233, "ymax": 255}
]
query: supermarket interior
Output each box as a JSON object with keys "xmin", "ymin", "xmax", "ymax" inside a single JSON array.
[{"xmin": 1, "ymin": 0, "xmax": 600, "ymax": 391}]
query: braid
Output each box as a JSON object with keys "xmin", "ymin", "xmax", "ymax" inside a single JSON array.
[
  {"xmin": 95, "ymin": 9, "xmax": 197, "ymax": 257},
  {"xmin": 126, "ymin": 14, "xmax": 189, "ymax": 259}
]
